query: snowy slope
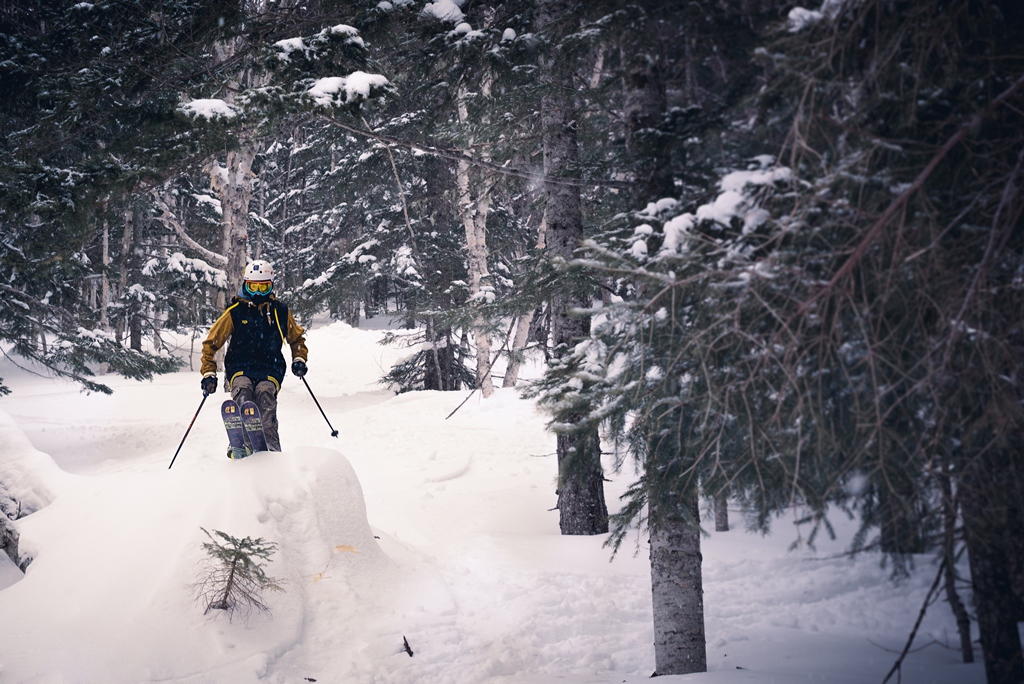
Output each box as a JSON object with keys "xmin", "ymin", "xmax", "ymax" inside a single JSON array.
[
  {"xmin": 0, "ymin": 321, "xmax": 988, "ymax": 683},
  {"xmin": 0, "ymin": 446, "xmax": 395, "ymax": 683}
]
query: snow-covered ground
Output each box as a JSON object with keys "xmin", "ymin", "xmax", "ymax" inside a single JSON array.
[{"xmin": 0, "ymin": 320, "xmax": 990, "ymax": 683}]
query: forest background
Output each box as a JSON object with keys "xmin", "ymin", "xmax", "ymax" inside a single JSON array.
[{"xmin": 1, "ymin": 0, "xmax": 1023, "ymax": 682}]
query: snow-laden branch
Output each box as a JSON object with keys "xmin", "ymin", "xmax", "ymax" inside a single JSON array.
[
  {"xmin": 801, "ymin": 71, "xmax": 1024, "ymax": 311},
  {"xmin": 317, "ymin": 114, "xmax": 633, "ymax": 189},
  {"xmin": 150, "ymin": 191, "xmax": 228, "ymax": 266}
]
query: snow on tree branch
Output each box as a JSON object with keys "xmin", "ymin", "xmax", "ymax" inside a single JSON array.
[
  {"xmin": 307, "ymin": 72, "xmax": 390, "ymax": 108},
  {"xmin": 179, "ymin": 99, "xmax": 239, "ymax": 121},
  {"xmin": 150, "ymin": 192, "xmax": 229, "ymax": 267}
]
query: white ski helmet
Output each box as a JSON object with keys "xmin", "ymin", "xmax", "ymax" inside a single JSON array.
[{"xmin": 243, "ymin": 259, "xmax": 275, "ymax": 282}]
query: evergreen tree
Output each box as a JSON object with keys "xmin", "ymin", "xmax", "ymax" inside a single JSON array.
[
  {"xmin": 537, "ymin": 1, "xmax": 1024, "ymax": 680},
  {"xmin": 533, "ymin": 0, "xmax": 611, "ymax": 535},
  {"xmin": 193, "ymin": 528, "xmax": 283, "ymax": 621},
  {"xmin": 278, "ymin": 1, "xmax": 544, "ymax": 393},
  {"xmin": 0, "ymin": 0, "xmax": 236, "ymax": 391}
]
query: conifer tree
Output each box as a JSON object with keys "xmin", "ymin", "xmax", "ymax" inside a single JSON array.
[
  {"xmin": 193, "ymin": 528, "xmax": 283, "ymax": 621},
  {"xmin": 533, "ymin": 0, "xmax": 610, "ymax": 536},
  {"xmin": 0, "ymin": 0, "xmax": 233, "ymax": 391},
  {"xmin": 538, "ymin": 1, "xmax": 1024, "ymax": 681}
]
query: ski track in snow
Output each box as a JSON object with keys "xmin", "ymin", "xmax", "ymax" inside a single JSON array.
[{"xmin": 0, "ymin": 321, "xmax": 989, "ymax": 684}]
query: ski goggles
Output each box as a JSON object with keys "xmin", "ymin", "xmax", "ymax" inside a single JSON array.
[{"xmin": 244, "ymin": 280, "xmax": 273, "ymax": 295}]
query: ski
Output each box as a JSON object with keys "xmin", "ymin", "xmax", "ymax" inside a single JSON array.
[
  {"xmin": 240, "ymin": 401, "xmax": 269, "ymax": 453},
  {"xmin": 221, "ymin": 399, "xmax": 249, "ymax": 460}
]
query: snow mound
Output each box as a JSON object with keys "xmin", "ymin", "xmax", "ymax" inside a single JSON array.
[
  {"xmin": 0, "ymin": 409, "xmax": 71, "ymax": 517},
  {"xmin": 0, "ymin": 447, "xmax": 396, "ymax": 684}
]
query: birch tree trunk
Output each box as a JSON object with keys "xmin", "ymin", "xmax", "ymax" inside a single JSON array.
[
  {"xmin": 502, "ymin": 313, "xmax": 532, "ymax": 389},
  {"xmin": 209, "ymin": 140, "xmax": 258, "ymax": 296},
  {"xmin": 468, "ymin": 188, "xmax": 493, "ymax": 397},
  {"xmin": 100, "ymin": 220, "xmax": 110, "ymax": 332},
  {"xmin": 503, "ymin": 218, "xmax": 547, "ymax": 388},
  {"xmin": 537, "ymin": 0, "xmax": 608, "ymax": 536},
  {"xmin": 150, "ymin": 236, "xmax": 167, "ymax": 352},
  {"xmin": 457, "ymin": 84, "xmax": 494, "ymax": 398},
  {"xmin": 650, "ymin": 492, "xmax": 707, "ymax": 675},
  {"xmin": 206, "ymin": 32, "xmax": 267, "ymax": 298}
]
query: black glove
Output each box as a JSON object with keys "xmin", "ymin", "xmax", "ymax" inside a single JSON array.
[
  {"xmin": 201, "ymin": 375, "xmax": 217, "ymax": 395},
  {"xmin": 291, "ymin": 359, "xmax": 307, "ymax": 377}
]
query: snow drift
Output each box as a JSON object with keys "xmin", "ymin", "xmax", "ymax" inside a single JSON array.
[
  {"xmin": 0, "ymin": 409, "xmax": 71, "ymax": 518},
  {"xmin": 0, "ymin": 445, "xmax": 400, "ymax": 684},
  {"xmin": 0, "ymin": 323, "xmax": 989, "ymax": 683}
]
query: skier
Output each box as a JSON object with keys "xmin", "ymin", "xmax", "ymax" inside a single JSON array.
[{"xmin": 200, "ymin": 260, "xmax": 308, "ymax": 454}]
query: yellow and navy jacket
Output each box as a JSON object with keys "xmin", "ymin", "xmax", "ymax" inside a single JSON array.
[{"xmin": 200, "ymin": 295, "xmax": 308, "ymax": 391}]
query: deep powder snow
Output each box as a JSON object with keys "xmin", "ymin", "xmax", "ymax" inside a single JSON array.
[{"xmin": 0, "ymin": 321, "xmax": 989, "ymax": 683}]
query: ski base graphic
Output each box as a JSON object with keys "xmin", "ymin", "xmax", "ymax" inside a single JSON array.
[
  {"xmin": 240, "ymin": 400, "xmax": 269, "ymax": 453},
  {"xmin": 221, "ymin": 400, "xmax": 249, "ymax": 460}
]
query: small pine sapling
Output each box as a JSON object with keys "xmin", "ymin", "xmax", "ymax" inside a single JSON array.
[{"xmin": 193, "ymin": 528, "xmax": 283, "ymax": 621}]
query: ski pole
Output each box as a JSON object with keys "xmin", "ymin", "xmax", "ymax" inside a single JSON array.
[
  {"xmin": 301, "ymin": 376, "xmax": 339, "ymax": 438},
  {"xmin": 168, "ymin": 392, "xmax": 210, "ymax": 470}
]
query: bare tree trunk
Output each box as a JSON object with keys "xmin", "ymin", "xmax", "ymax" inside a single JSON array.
[
  {"xmin": 255, "ymin": 166, "xmax": 265, "ymax": 259},
  {"xmin": 714, "ymin": 491, "xmax": 729, "ymax": 532},
  {"xmin": 423, "ymin": 318, "xmax": 456, "ymax": 392},
  {"xmin": 129, "ymin": 312, "xmax": 143, "ymax": 352},
  {"xmin": 207, "ymin": 30, "xmax": 266, "ymax": 297},
  {"xmin": 683, "ymin": 30, "xmax": 698, "ymax": 105},
  {"xmin": 503, "ymin": 218, "xmax": 547, "ymax": 388},
  {"xmin": 457, "ymin": 83, "xmax": 495, "ymax": 398},
  {"xmin": 86, "ymin": 274, "xmax": 97, "ymax": 311},
  {"xmin": 209, "ymin": 140, "xmax": 258, "ymax": 296},
  {"xmin": 121, "ymin": 209, "xmax": 144, "ymax": 352},
  {"xmin": 343, "ymin": 299, "xmax": 360, "ymax": 327},
  {"xmin": 150, "ymin": 236, "xmax": 167, "ymax": 352},
  {"xmin": 621, "ymin": 4, "xmax": 673, "ymax": 206},
  {"xmin": 152, "ymin": 191, "xmax": 228, "ymax": 268},
  {"xmin": 940, "ymin": 468, "xmax": 973, "ymax": 663},
  {"xmin": 469, "ymin": 185, "xmax": 493, "ymax": 396},
  {"xmin": 555, "ymin": 427, "xmax": 608, "ymax": 535},
  {"xmin": 100, "ymin": 220, "xmax": 110, "ymax": 332},
  {"xmin": 537, "ymin": 0, "xmax": 608, "ymax": 536},
  {"xmin": 502, "ymin": 311, "xmax": 533, "ymax": 389},
  {"xmin": 115, "ymin": 209, "xmax": 131, "ymax": 342},
  {"xmin": 282, "ymin": 128, "xmax": 295, "ymax": 223},
  {"xmin": 960, "ymin": 449, "xmax": 1024, "ymax": 684},
  {"xmin": 650, "ymin": 491, "xmax": 707, "ymax": 675}
]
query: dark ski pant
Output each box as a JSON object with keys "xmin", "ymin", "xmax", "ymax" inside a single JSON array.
[{"xmin": 230, "ymin": 376, "xmax": 281, "ymax": 451}]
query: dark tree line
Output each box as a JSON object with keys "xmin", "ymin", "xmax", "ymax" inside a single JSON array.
[
  {"xmin": 536, "ymin": 0, "xmax": 1024, "ymax": 680},
  {"xmin": 2, "ymin": 0, "xmax": 1023, "ymax": 681}
]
